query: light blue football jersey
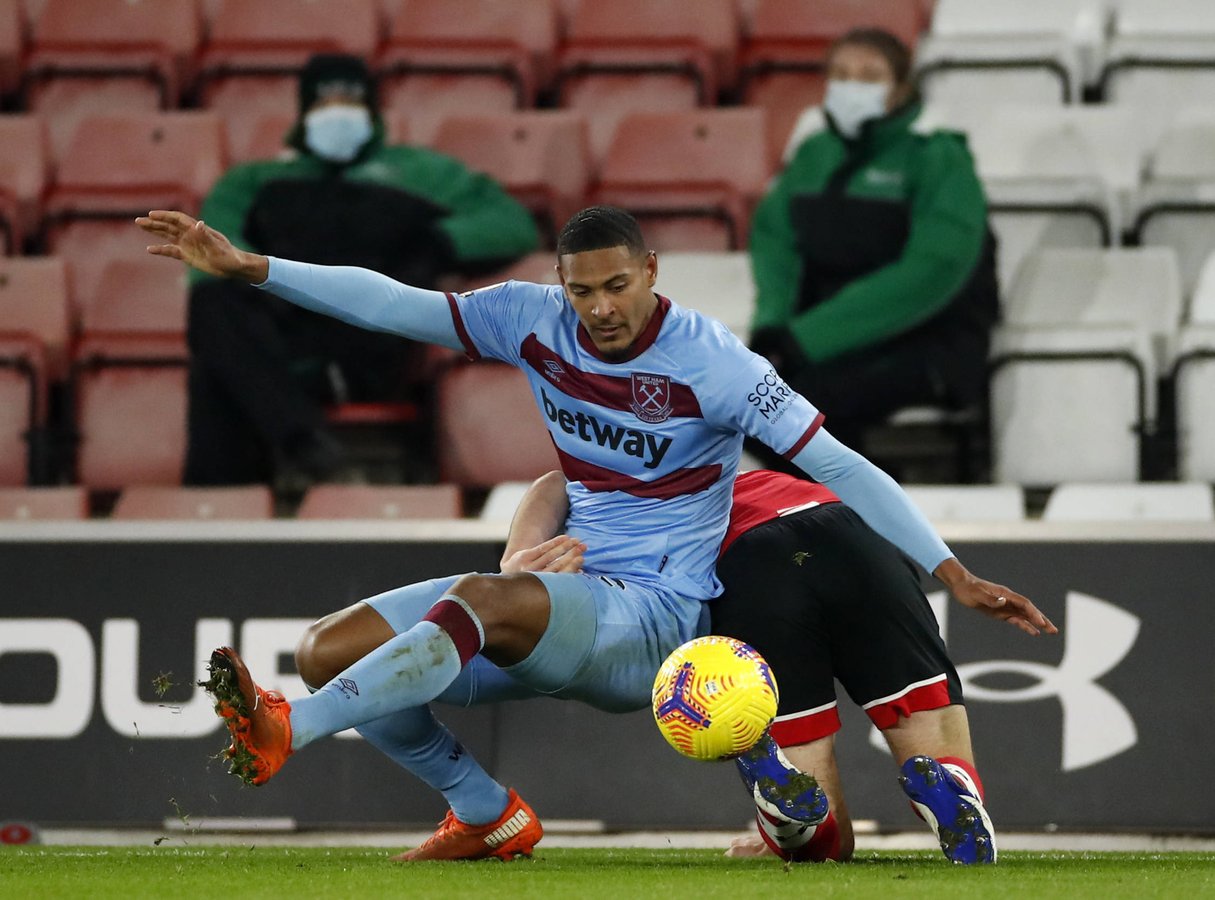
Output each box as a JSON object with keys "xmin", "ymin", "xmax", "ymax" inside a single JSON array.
[{"xmin": 449, "ymin": 281, "xmax": 824, "ymax": 600}]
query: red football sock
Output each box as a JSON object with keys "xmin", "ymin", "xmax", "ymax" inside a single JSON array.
[
  {"xmin": 938, "ymin": 756, "xmax": 985, "ymax": 801},
  {"xmin": 755, "ymin": 808, "xmax": 841, "ymax": 862},
  {"xmin": 421, "ymin": 595, "xmax": 485, "ymax": 666}
]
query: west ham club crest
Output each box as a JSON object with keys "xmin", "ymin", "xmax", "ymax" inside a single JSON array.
[{"xmin": 630, "ymin": 372, "xmax": 673, "ymax": 423}]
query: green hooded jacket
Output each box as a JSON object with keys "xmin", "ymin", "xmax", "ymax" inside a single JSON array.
[{"xmin": 750, "ymin": 100, "xmax": 998, "ymax": 364}]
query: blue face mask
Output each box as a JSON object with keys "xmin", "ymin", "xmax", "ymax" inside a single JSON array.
[
  {"xmin": 304, "ymin": 104, "xmax": 373, "ymax": 163},
  {"xmin": 823, "ymin": 79, "xmax": 891, "ymax": 139}
]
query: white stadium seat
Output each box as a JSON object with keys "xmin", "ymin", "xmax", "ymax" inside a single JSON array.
[
  {"xmin": 917, "ymin": 0, "xmax": 1109, "ymax": 105},
  {"xmin": 1102, "ymin": 0, "xmax": 1215, "ymax": 124},
  {"xmin": 991, "ymin": 325, "xmax": 1154, "ymax": 485},
  {"xmin": 902, "ymin": 484, "xmax": 1026, "ymax": 521},
  {"xmin": 1173, "ymin": 324, "xmax": 1215, "ymax": 482},
  {"xmin": 925, "ymin": 103, "xmax": 1146, "ymax": 289},
  {"xmin": 1132, "ymin": 108, "xmax": 1215, "ymax": 302},
  {"xmin": 479, "ymin": 481, "xmax": 534, "ymax": 522},
  {"xmin": 1043, "ymin": 481, "xmax": 1215, "ymax": 521},
  {"xmin": 653, "ymin": 252, "xmax": 755, "ymax": 341}
]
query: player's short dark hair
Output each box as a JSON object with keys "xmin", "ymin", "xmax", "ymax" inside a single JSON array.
[
  {"xmin": 829, "ymin": 28, "xmax": 913, "ymax": 85},
  {"xmin": 557, "ymin": 206, "xmax": 646, "ymax": 258}
]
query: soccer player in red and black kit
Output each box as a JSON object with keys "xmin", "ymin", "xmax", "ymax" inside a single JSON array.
[{"xmin": 504, "ymin": 469, "xmax": 1056, "ymax": 865}]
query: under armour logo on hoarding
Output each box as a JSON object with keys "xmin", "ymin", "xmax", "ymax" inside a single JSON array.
[{"xmin": 871, "ymin": 591, "xmax": 1140, "ymax": 771}]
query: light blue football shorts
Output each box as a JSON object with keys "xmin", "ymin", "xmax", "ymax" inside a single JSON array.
[{"xmin": 362, "ymin": 571, "xmax": 710, "ymax": 713}]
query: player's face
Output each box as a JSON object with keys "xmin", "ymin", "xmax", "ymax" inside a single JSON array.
[{"xmin": 558, "ymin": 246, "xmax": 659, "ymax": 360}]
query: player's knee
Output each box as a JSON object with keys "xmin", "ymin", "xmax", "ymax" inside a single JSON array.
[
  {"xmin": 295, "ymin": 608, "xmax": 386, "ymax": 689},
  {"xmin": 294, "ymin": 620, "xmax": 340, "ymax": 689}
]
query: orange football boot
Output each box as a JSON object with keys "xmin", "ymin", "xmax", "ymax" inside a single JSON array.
[
  {"xmin": 200, "ymin": 646, "xmax": 293, "ymax": 786},
  {"xmin": 392, "ymin": 789, "xmax": 543, "ymax": 862}
]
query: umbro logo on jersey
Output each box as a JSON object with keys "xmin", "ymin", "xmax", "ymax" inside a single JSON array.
[
  {"xmin": 544, "ymin": 359, "xmax": 565, "ymax": 381},
  {"xmin": 542, "ymin": 388, "xmax": 672, "ymax": 469}
]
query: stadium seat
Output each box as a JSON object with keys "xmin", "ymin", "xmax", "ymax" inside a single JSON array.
[
  {"xmin": 297, "ymin": 484, "xmax": 463, "ymax": 519},
  {"xmin": 0, "ymin": 335, "xmax": 44, "ymax": 485},
  {"xmin": 0, "ymin": 114, "xmax": 48, "ymax": 255},
  {"xmin": 82, "ymin": 258, "xmax": 188, "ymax": 337},
  {"xmin": 111, "ymin": 485, "xmax": 274, "ymax": 520},
  {"xmin": 593, "ymin": 108, "xmax": 769, "ymax": 252},
  {"xmin": 73, "ymin": 333, "xmax": 188, "ymax": 489},
  {"xmin": 916, "ymin": 0, "xmax": 1108, "ymax": 105},
  {"xmin": 46, "ymin": 112, "xmax": 226, "ymax": 219},
  {"xmin": 431, "ymin": 112, "xmax": 591, "ymax": 244},
  {"xmin": 1173, "ymin": 323, "xmax": 1215, "ymax": 481},
  {"xmin": 0, "ymin": 485, "xmax": 88, "ymax": 519},
  {"xmin": 479, "ymin": 480, "xmax": 533, "ymax": 522},
  {"xmin": 1101, "ymin": 0, "xmax": 1215, "ymax": 122},
  {"xmin": 0, "ymin": 256, "xmax": 71, "ymax": 382},
  {"xmin": 990, "ymin": 325, "xmax": 1154, "ymax": 484},
  {"xmin": 435, "ymin": 362, "xmax": 559, "ymax": 488},
  {"xmin": 740, "ymin": 0, "xmax": 920, "ymax": 159},
  {"xmin": 557, "ymin": 0, "xmax": 738, "ymax": 159},
  {"xmin": 24, "ymin": 0, "xmax": 203, "ymax": 155},
  {"xmin": 926, "ymin": 103, "xmax": 1144, "ymax": 289},
  {"xmin": 901, "ymin": 484, "xmax": 1026, "ymax": 521},
  {"xmin": 652, "ymin": 251, "xmax": 754, "ymax": 341},
  {"xmin": 204, "ymin": 77, "xmax": 299, "ymax": 166},
  {"xmin": 1131, "ymin": 108, "xmax": 1215, "ymax": 302},
  {"xmin": 381, "ymin": 75, "xmax": 518, "ymax": 149},
  {"xmin": 196, "ymin": 0, "xmax": 380, "ymax": 146},
  {"xmin": 1004, "ymin": 247, "xmax": 1182, "ymax": 351},
  {"xmin": 0, "ymin": 0, "xmax": 20, "ymax": 101},
  {"xmin": 1042, "ymin": 482, "xmax": 1214, "ymax": 521},
  {"xmin": 378, "ymin": 0, "xmax": 558, "ymax": 109}
]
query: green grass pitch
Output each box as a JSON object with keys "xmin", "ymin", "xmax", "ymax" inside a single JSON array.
[{"xmin": 3, "ymin": 847, "xmax": 1213, "ymax": 899}]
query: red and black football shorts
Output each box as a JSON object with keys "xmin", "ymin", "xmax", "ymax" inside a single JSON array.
[{"xmin": 710, "ymin": 502, "xmax": 963, "ymax": 748}]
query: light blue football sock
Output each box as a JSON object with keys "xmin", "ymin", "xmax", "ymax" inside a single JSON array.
[
  {"xmin": 357, "ymin": 707, "xmax": 510, "ymax": 826},
  {"xmin": 288, "ymin": 620, "xmax": 463, "ymax": 750}
]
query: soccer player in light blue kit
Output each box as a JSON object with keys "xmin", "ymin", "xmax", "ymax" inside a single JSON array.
[{"xmin": 136, "ymin": 206, "xmax": 1048, "ymax": 862}]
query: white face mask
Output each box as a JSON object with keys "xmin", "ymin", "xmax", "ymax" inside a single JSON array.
[
  {"xmin": 304, "ymin": 104, "xmax": 374, "ymax": 163},
  {"xmin": 823, "ymin": 79, "xmax": 891, "ymax": 139}
]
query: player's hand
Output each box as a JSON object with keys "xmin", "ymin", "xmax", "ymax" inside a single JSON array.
[
  {"xmin": 500, "ymin": 534, "xmax": 586, "ymax": 575},
  {"xmin": 934, "ymin": 558, "xmax": 1058, "ymax": 636},
  {"xmin": 136, "ymin": 210, "xmax": 268, "ymax": 282}
]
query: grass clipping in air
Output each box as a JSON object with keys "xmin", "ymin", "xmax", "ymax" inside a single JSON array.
[{"xmin": 1, "ymin": 848, "xmax": 1213, "ymax": 899}]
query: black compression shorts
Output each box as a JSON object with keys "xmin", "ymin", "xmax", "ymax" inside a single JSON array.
[{"xmin": 709, "ymin": 502, "xmax": 963, "ymax": 747}]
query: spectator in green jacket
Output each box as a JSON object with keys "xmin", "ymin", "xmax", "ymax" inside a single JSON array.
[
  {"xmin": 748, "ymin": 29, "xmax": 998, "ymax": 460},
  {"xmin": 186, "ymin": 54, "xmax": 539, "ymax": 485}
]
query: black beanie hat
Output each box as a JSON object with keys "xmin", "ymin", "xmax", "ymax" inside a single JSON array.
[{"xmin": 298, "ymin": 53, "xmax": 377, "ymax": 117}]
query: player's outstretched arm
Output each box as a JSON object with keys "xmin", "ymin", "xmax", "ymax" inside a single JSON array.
[
  {"xmin": 791, "ymin": 428, "xmax": 1056, "ymax": 637},
  {"xmin": 933, "ymin": 558, "xmax": 1057, "ymax": 637},
  {"xmin": 136, "ymin": 210, "xmax": 463, "ymax": 349},
  {"xmin": 137, "ymin": 210, "xmax": 268, "ymax": 281}
]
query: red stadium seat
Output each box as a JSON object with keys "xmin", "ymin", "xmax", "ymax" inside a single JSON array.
[
  {"xmin": 561, "ymin": 74, "xmax": 701, "ymax": 165},
  {"xmin": 0, "ymin": 256, "xmax": 71, "ymax": 382},
  {"xmin": 379, "ymin": 0, "xmax": 558, "ymax": 107},
  {"xmin": 112, "ymin": 485, "xmax": 273, "ymax": 519},
  {"xmin": 0, "ymin": 115, "xmax": 49, "ymax": 255},
  {"xmin": 46, "ymin": 221, "xmax": 153, "ymax": 331},
  {"xmin": 0, "ymin": 335, "xmax": 44, "ymax": 485},
  {"xmin": 558, "ymin": 0, "xmax": 739, "ymax": 104},
  {"xmin": 204, "ymin": 76, "xmax": 299, "ymax": 165},
  {"xmin": 0, "ymin": 0, "xmax": 21, "ymax": 102},
  {"xmin": 593, "ymin": 108, "xmax": 771, "ymax": 251},
  {"xmin": 197, "ymin": 0, "xmax": 380, "ymax": 107},
  {"xmin": 297, "ymin": 483, "xmax": 463, "ymax": 519},
  {"xmin": 432, "ymin": 111, "xmax": 591, "ymax": 243},
  {"xmin": 746, "ymin": 74, "xmax": 828, "ymax": 166},
  {"xmin": 435, "ymin": 362, "xmax": 559, "ymax": 488},
  {"xmin": 381, "ymin": 73, "xmax": 517, "ymax": 147},
  {"xmin": 73, "ymin": 333, "xmax": 188, "ymax": 488},
  {"xmin": 0, "ymin": 485, "xmax": 87, "ymax": 519},
  {"xmin": 24, "ymin": 0, "xmax": 203, "ymax": 155},
  {"xmin": 46, "ymin": 112, "xmax": 226, "ymax": 219},
  {"xmin": 82, "ymin": 258, "xmax": 187, "ymax": 337}
]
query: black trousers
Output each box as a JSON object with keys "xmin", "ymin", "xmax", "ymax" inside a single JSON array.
[{"xmin": 184, "ymin": 280, "xmax": 416, "ymax": 484}]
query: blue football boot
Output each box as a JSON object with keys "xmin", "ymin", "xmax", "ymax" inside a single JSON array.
[
  {"xmin": 735, "ymin": 731, "xmax": 829, "ymax": 825},
  {"xmin": 899, "ymin": 755, "xmax": 997, "ymax": 864}
]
